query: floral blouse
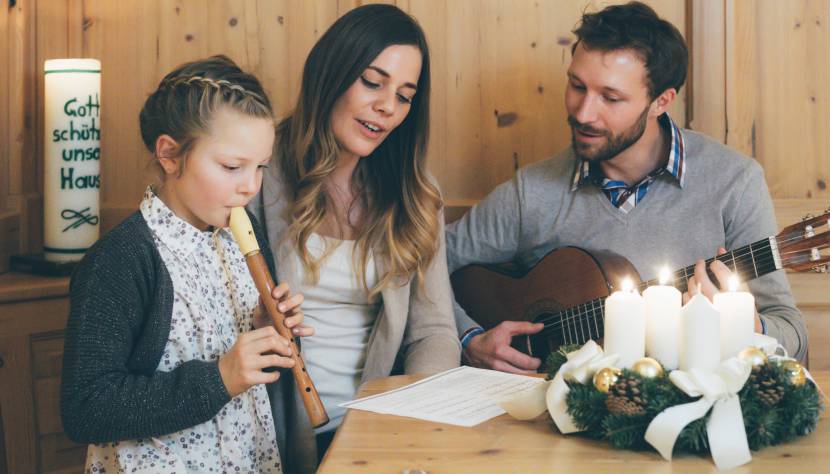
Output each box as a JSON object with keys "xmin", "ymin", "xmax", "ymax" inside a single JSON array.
[{"xmin": 85, "ymin": 187, "xmax": 282, "ymax": 473}]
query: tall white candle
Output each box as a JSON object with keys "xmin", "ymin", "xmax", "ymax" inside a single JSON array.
[
  {"xmin": 43, "ymin": 58, "xmax": 101, "ymax": 262},
  {"xmin": 603, "ymin": 278, "xmax": 646, "ymax": 368},
  {"xmin": 680, "ymin": 292, "xmax": 721, "ymax": 372},
  {"xmin": 715, "ymin": 275, "xmax": 755, "ymax": 359},
  {"xmin": 644, "ymin": 267, "xmax": 682, "ymax": 370}
]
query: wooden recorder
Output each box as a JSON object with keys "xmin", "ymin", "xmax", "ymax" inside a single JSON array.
[{"xmin": 229, "ymin": 207, "xmax": 329, "ymax": 428}]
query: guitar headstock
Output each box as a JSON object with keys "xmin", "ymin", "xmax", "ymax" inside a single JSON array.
[{"xmin": 776, "ymin": 208, "xmax": 830, "ymax": 273}]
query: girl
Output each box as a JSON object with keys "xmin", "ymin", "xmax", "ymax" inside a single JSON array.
[
  {"xmin": 249, "ymin": 5, "xmax": 460, "ymax": 470},
  {"xmin": 61, "ymin": 55, "xmax": 310, "ymax": 473}
]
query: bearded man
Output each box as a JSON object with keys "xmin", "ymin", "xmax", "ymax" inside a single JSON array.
[{"xmin": 446, "ymin": 1, "xmax": 806, "ymax": 373}]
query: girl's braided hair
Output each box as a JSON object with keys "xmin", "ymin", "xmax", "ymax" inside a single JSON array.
[{"xmin": 139, "ymin": 55, "xmax": 274, "ymax": 174}]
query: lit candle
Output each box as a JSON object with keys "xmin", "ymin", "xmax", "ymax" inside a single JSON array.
[
  {"xmin": 679, "ymin": 291, "xmax": 721, "ymax": 372},
  {"xmin": 603, "ymin": 278, "xmax": 646, "ymax": 368},
  {"xmin": 43, "ymin": 58, "xmax": 101, "ymax": 262},
  {"xmin": 644, "ymin": 267, "xmax": 682, "ymax": 370},
  {"xmin": 714, "ymin": 275, "xmax": 755, "ymax": 359}
]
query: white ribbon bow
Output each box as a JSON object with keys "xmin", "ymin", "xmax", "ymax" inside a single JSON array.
[
  {"xmin": 645, "ymin": 358, "xmax": 752, "ymax": 470},
  {"xmin": 501, "ymin": 340, "xmax": 619, "ymax": 434}
]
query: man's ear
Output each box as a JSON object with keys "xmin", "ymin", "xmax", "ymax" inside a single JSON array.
[
  {"xmin": 155, "ymin": 135, "xmax": 181, "ymax": 176},
  {"xmin": 650, "ymin": 88, "xmax": 677, "ymax": 117}
]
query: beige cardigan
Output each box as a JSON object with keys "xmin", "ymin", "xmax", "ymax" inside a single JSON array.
[{"xmin": 248, "ymin": 165, "xmax": 461, "ymax": 473}]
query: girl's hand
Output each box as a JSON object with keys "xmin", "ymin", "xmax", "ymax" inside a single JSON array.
[
  {"xmin": 218, "ymin": 326, "xmax": 295, "ymax": 397},
  {"xmin": 253, "ymin": 282, "xmax": 315, "ymax": 337}
]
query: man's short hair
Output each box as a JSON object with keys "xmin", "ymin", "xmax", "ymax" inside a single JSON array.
[{"xmin": 572, "ymin": 1, "xmax": 688, "ymax": 100}]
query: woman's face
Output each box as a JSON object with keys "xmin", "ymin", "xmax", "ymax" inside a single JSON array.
[{"xmin": 329, "ymin": 44, "xmax": 422, "ymax": 159}]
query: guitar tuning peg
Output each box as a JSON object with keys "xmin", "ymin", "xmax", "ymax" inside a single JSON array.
[{"xmin": 814, "ymin": 264, "xmax": 829, "ymax": 274}]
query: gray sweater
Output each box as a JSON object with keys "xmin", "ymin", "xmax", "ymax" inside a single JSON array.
[{"xmin": 446, "ymin": 129, "xmax": 807, "ymax": 361}]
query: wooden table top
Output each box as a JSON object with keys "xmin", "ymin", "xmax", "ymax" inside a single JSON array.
[{"xmin": 318, "ymin": 371, "xmax": 829, "ymax": 473}]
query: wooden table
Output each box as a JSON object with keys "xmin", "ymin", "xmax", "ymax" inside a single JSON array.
[{"xmin": 318, "ymin": 371, "xmax": 830, "ymax": 473}]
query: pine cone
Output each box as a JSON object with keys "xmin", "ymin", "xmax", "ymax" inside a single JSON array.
[
  {"xmin": 605, "ymin": 374, "xmax": 647, "ymax": 415},
  {"xmin": 750, "ymin": 364, "xmax": 785, "ymax": 407}
]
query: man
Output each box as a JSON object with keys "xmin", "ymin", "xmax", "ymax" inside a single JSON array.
[{"xmin": 446, "ymin": 2, "xmax": 807, "ymax": 374}]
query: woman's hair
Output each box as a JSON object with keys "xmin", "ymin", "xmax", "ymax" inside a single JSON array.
[
  {"xmin": 277, "ymin": 4, "xmax": 440, "ymax": 297},
  {"xmin": 139, "ymin": 55, "xmax": 274, "ymax": 174}
]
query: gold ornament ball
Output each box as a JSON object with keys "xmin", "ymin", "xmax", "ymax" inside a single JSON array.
[
  {"xmin": 593, "ymin": 367, "xmax": 621, "ymax": 393},
  {"xmin": 737, "ymin": 347, "xmax": 768, "ymax": 367},
  {"xmin": 780, "ymin": 359, "xmax": 807, "ymax": 387},
  {"xmin": 632, "ymin": 357, "xmax": 664, "ymax": 379}
]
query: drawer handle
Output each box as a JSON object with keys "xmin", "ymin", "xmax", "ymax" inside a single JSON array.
[{"xmin": 0, "ymin": 356, "xmax": 4, "ymax": 368}]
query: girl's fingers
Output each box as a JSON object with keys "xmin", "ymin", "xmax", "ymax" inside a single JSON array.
[
  {"xmin": 278, "ymin": 293, "xmax": 305, "ymax": 314},
  {"xmin": 247, "ymin": 333, "xmax": 291, "ymax": 357},
  {"xmin": 260, "ymin": 354, "xmax": 295, "ymax": 370},
  {"xmin": 247, "ymin": 368, "xmax": 282, "ymax": 386},
  {"xmin": 292, "ymin": 323, "xmax": 315, "ymax": 337},
  {"xmin": 284, "ymin": 311, "xmax": 305, "ymax": 329},
  {"xmin": 271, "ymin": 282, "xmax": 290, "ymax": 300}
]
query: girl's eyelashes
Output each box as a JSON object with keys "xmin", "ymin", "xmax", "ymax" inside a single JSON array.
[
  {"xmin": 223, "ymin": 163, "xmax": 270, "ymax": 171},
  {"xmin": 396, "ymin": 93, "xmax": 413, "ymax": 104}
]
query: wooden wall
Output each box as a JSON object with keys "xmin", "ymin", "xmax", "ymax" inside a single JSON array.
[{"xmin": 1, "ymin": 1, "xmax": 828, "ymax": 361}]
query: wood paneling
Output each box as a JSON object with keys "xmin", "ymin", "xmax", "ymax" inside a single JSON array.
[
  {"xmin": 3, "ymin": 0, "xmax": 686, "ymax": 219},
  {"xmin": 1, "ymin": 1, "xmax": 827, "ymax": 249}
]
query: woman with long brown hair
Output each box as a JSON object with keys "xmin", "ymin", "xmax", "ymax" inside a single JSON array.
[{"xmin": 248, "ymin": 4, "xmax": 460, "ymax": 471}]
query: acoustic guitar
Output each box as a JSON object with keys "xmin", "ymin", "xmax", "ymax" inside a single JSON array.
[{"xmin": 450, "ymin": 210, "xmax": 830, "ymax": 364}]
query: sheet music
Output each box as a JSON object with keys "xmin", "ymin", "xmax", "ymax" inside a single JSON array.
[{"xmin": 340, "ymin": 366, "xmax": 546, "ymax": 427}]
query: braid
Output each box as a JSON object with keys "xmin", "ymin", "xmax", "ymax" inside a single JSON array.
[
  {"xmin": 138, "ymin": 55, "xmax": 274, "ymax": 165},
  {"xmin": 162, "ymin": 75, "xmax": 265, "ymax": 101}
]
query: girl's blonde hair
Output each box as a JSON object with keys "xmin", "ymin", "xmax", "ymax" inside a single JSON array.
[
  {"xmin": 139, "ymin": 55, "xmax": 274, "ymax": 173},
  {"xmin": 278, "ymin": 5, "xmax": 441, "ymax": 298}
]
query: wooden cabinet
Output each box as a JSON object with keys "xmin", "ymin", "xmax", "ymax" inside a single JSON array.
[{"xmin": 0, "ymin": 273, "xmax": 85, "ymax": 474}]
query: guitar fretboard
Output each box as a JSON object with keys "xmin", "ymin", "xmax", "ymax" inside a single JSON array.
[{"xmin": 536, "ymin": 237, "xmax": 780, "ymax": 347}]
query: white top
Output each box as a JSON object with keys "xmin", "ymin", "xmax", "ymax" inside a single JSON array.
[
  {"xmin": 296, "ymin": 233, "xmax": 380, "ymax": 433},
  {"xmin": 85, "ymin": 187, "xmax": 282, "ymax": 473}
]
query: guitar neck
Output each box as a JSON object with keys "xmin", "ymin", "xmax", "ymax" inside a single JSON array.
[
  {"xmin": 545, "ymin": 236, "xmax": 780, "ymax": 348},
  {"xmin": 638, "ymin": 236, "xmax": 781, "ymax": 293}
]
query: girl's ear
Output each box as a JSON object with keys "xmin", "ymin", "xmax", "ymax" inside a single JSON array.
[{"xmin": 155, "ymin": 135, "xmax": 181, "ymax": 175}]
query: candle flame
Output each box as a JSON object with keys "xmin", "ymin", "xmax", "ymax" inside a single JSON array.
[
  {"xmin": 659, "ymin": 267, "xmax": 671, "ymax": 285},
  {"xmin": 728, "ymin": 274, "xmax": 740, "ymax": 292},
  {"xmin": 621, "ymin": 278, "xmax": 633, "ymax": 293}
]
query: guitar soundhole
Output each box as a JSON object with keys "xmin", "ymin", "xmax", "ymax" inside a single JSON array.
[{"xmin": 520, "ymin": 311, "xmax": 565, "ymax": 372}]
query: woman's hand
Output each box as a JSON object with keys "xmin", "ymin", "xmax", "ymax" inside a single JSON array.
[
  {"xmin": 253, "ymin": 282, "xmax": 315, "ymax": 337},
  {"xmin": 218, "ymin": 326, "xmax": 295, "ymax": 397}
]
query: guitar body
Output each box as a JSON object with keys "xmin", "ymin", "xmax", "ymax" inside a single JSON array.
[
  {"xmin": 450, "ymin": 210, "xmax": 830, "ymax": 366},
  {"xmin": 451, "ymin": 247, "xmax": 641, "ymax": 362}
]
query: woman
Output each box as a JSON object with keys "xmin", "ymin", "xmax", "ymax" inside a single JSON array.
[{"xmin": 248, "ymin": 4, "xmax": 460, "ymax": 472}]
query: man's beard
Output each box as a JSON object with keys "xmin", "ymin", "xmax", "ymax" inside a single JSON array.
[{"xmin": 568, "ymin": 105, "xmax": 650, "ymax": 163}]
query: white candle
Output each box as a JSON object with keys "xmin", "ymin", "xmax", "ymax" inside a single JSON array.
[
  {"xmin": 603, "ymin": 278, "xmax": 646, "ymax": 368},
  {"xmin": 714, "ymin": 275, "xmax": 755, "ymax": 359},
  {"xmin": 43, "ymin": 58, "xmax": 101, "ymax": 262},
  {"xmin": 680, "ymin": 292, "xmax": 721, "ymax": 372},
  {"xmin": 644, "ymin": 267, "xmax": 682, "ymax": 370}
]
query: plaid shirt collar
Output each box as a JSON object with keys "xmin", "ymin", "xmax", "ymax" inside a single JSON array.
[{"xmin": 570, "ymin": 113, "xmax": 687, "ymax": 192}]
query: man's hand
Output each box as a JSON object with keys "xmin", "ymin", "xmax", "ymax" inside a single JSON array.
[
  {"xmin": 463, "ymin": 321, "xmax": 544, "ymax": 374},
  {"xmin": 685, "ymin": 247, "xmax": 762, "ymax": 332}
]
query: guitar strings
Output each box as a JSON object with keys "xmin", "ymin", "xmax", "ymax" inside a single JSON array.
[
  {"xmin": 503, "ymin": 229, "xmax": 827, "ymax": 346},
  {"xmin": 532, "ymin": 250, "xmax": 784, "ymax": 341}
]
